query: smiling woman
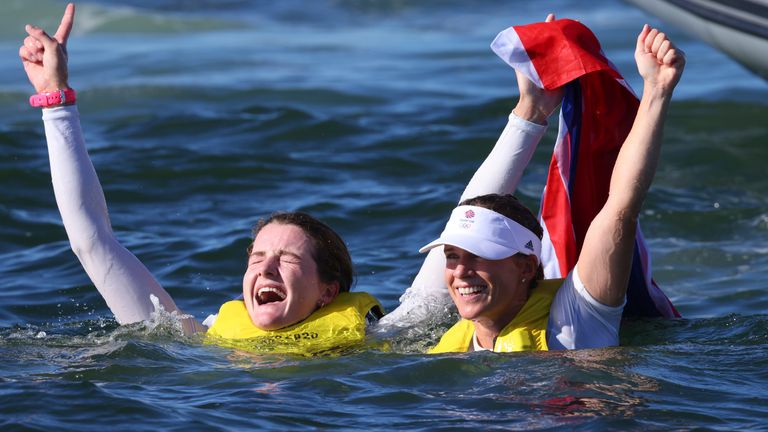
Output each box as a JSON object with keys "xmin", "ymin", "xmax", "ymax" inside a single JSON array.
[{"xmin": 415, "ymin": 17, "xmax": 686, "ymax": 353}]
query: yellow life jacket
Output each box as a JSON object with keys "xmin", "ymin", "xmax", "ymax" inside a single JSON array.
[
  {"xmin": 428, "ymin": 278, "xmax": 563, "ymax": 354},
  {"xmin": 206, "ymin": 291, "xmax": 383, "ymax": 355}
]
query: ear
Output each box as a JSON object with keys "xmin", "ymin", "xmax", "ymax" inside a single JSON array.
[
  {"xmin": 518, "ymin": 255, "xmax": 538, "ymax": 280},
  {"xmin": 318, "ymin": 281, "xmax": 340, "ymax": 307}
]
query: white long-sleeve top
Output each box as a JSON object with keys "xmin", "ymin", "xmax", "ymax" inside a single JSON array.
[{"xmin": 43, "ymin": 105, "xmax": 180, "ymax": 324}]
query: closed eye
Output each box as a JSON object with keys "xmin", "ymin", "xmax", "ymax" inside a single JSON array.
[
  {"xmin": 280, "ymin": 255, "xmax": 301, "ymax": 264},
  {"xmin": 248, "ymin": 251, "xmax": 302, "ymax": 265},
  {"xmin": 248, "ymin": 251, "xmax": 265, "ymax": 265}
]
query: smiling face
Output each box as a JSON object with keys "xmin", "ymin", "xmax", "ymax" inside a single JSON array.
[
  {"xmin": 243, "ymin": 222, "xmax": 338, "ymax": 331},
  {"xmin": 443, "ymin": 245, "xmax": 535, "ymax": 331}
]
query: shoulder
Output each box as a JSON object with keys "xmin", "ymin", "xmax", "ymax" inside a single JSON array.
[
  {"xmin": 536, "ymin": 278, "xmax": 565, "ymax": 297},
  {"xmin": 334, "ymin": 292, "xmax": 385, "ymax": 321},
  {"xmin": 546, "ymin": 267, "xmax": 624, "ymax": 350},
  {"xmin": 428, "ymin": 320, "xmax": 474, "ymax": 354},
  {"xmin": 559, "ymin": 267, "xmax": 626, "ymax": 312},
  {"xmin": 206, "ymin": 300, "xmax": 249, "ymax": 338},
  {"xmin": 217, "ymin": 299, "xmax": 247, "ymax": 315}
]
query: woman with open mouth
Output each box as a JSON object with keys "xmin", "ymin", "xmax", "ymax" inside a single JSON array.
[{"xmin": 18, "ymin": 4, "xmax": 386, "ymax": 355}]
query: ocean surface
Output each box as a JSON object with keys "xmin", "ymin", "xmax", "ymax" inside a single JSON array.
[{"xmin": 2, "ymin": 0, "xmax": 767, "ymax": 430}]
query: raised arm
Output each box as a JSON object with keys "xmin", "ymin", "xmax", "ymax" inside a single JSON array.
[
  {"xmin": 460, "ymin": 13, "xmax": 562, "ymax": 201},
  {"xmin": 576, "ymin": 25, "xmax": 685, "ymax": 306},
  {"xmin": 20, "ymin": 4, "xmax": 199, "ymax": 329},
  {"xmin": 378, "ymin": 16, "xmax": 564, "ymax": 329}
]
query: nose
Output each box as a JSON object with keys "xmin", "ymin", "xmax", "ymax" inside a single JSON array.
[
  {"xmin": 256, "ymin": 254, "xmax": 279, "ymax": 277},
  {"xmin": 452, "ymin": 257, "xmax": 474, "ymax": 278}
]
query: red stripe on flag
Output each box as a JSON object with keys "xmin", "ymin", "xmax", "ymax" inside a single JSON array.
[
  {"xmin": 513, "ymin": 19, "xmax": 619, "ymax": 90},
  {"xmin": 540, "ymin": 156, "xmax": 577, "ymax": 277}
]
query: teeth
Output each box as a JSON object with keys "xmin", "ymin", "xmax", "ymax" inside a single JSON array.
[
  {"xmin": 457, "ymin": 286, "xmax": 484, "ymax": 296},
  {"xmin": 257, "ymin": 287, "xmax": 286, "ymax": 299}
]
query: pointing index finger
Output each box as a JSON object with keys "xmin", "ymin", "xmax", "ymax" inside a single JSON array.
[{"xmin": 53, "ymin": 3, "xmax": 75, "ymax": 46}]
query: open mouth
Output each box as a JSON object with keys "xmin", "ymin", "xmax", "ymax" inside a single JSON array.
[
  {"xmin": 256, "ymin": 286, "xmax": 287, "ymax": 305},
  {"xmin": 456, "ymin": 286, "xmax": 486, "ymax": 297}
]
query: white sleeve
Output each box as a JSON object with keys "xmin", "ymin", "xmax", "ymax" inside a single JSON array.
[
  {"xmin": 376, "ymin": 113, "xmax": 547, "ymax": 330},
  {"xmin": 546, "ymin": 266, "xmax": 625, "ymax": 350},
  {"xmin": 202, "ymin": 314, "xmax": 218, "ymax": 328},
  {"xmin": 459, "ymin": 113, "xmax": 547, "ymax": 201},
  {"xmin": 43, "ymin": 105, "xmax": 181, "ymax": 324}
]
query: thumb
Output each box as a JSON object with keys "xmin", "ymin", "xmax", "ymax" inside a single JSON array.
[{"xmin": 636, "ymin": 24, "xmax": 650, "ymax": 55}]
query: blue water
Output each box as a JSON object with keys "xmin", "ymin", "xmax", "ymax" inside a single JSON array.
[{"xmin": 1, "ymin": 0, "xmax": 767, "ymax": 430}]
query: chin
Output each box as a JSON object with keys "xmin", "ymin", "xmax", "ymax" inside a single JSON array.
[
  {"xmin": 251, "ymin": 315, "xmax": 291, "ymax": 331},
  {"xmin": 258, "ymin": 321, "xmax": 289, "ymax": 331},
  {"xmin": 456, "ymin": 305, "xmax": 484, "ymax": 321},
  {"xmin": 248, "ymin": 306, "xmax": 293, "ymax": 331}
]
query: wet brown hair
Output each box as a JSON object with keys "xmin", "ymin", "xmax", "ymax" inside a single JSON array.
[{"xmin": 249, "ymin": 212, "xmax": 354, "ymax": 292}]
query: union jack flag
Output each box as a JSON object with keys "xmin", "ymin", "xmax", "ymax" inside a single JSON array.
[{"xmin": 492, "ymin": 19, "xmax": 679, "ymax": 318}]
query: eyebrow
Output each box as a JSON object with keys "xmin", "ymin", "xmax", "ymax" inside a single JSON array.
[
  {"xmin": 443, "ymin": 246, "xmax": 478, "ymax": 258},
  {"xmin": 249, "ymin": 250, "xmax": 303, "ymax": 260}
]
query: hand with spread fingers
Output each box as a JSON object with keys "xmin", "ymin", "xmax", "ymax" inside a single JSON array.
[{"xmin": 19, "ymin": 2, "xmax": 75, "ymax": 94}]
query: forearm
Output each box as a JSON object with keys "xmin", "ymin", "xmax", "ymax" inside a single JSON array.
[
  {"xmin": 608, "ymin": 85, "xmax": 671, "ymax": 215},
  {"xmin": 43, "ymin": 106, "xmax": 111, "ymax": 245},
  {"xmin": 43, "ymin": 106, "xmax": 181, "ymax": 324},
  {"xmin": 460, "ymin": 112, "xmax": 546, "ymax": 202}
]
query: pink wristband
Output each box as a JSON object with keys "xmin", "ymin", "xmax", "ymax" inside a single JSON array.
[{"xmin": 29, "ymin": 88, "xmax": 76, "ymax": 108}]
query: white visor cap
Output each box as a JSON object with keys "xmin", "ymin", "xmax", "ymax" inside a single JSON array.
[{"xmin": 419, "ymin": 205, "xmax": 542, "ymax": 261}]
